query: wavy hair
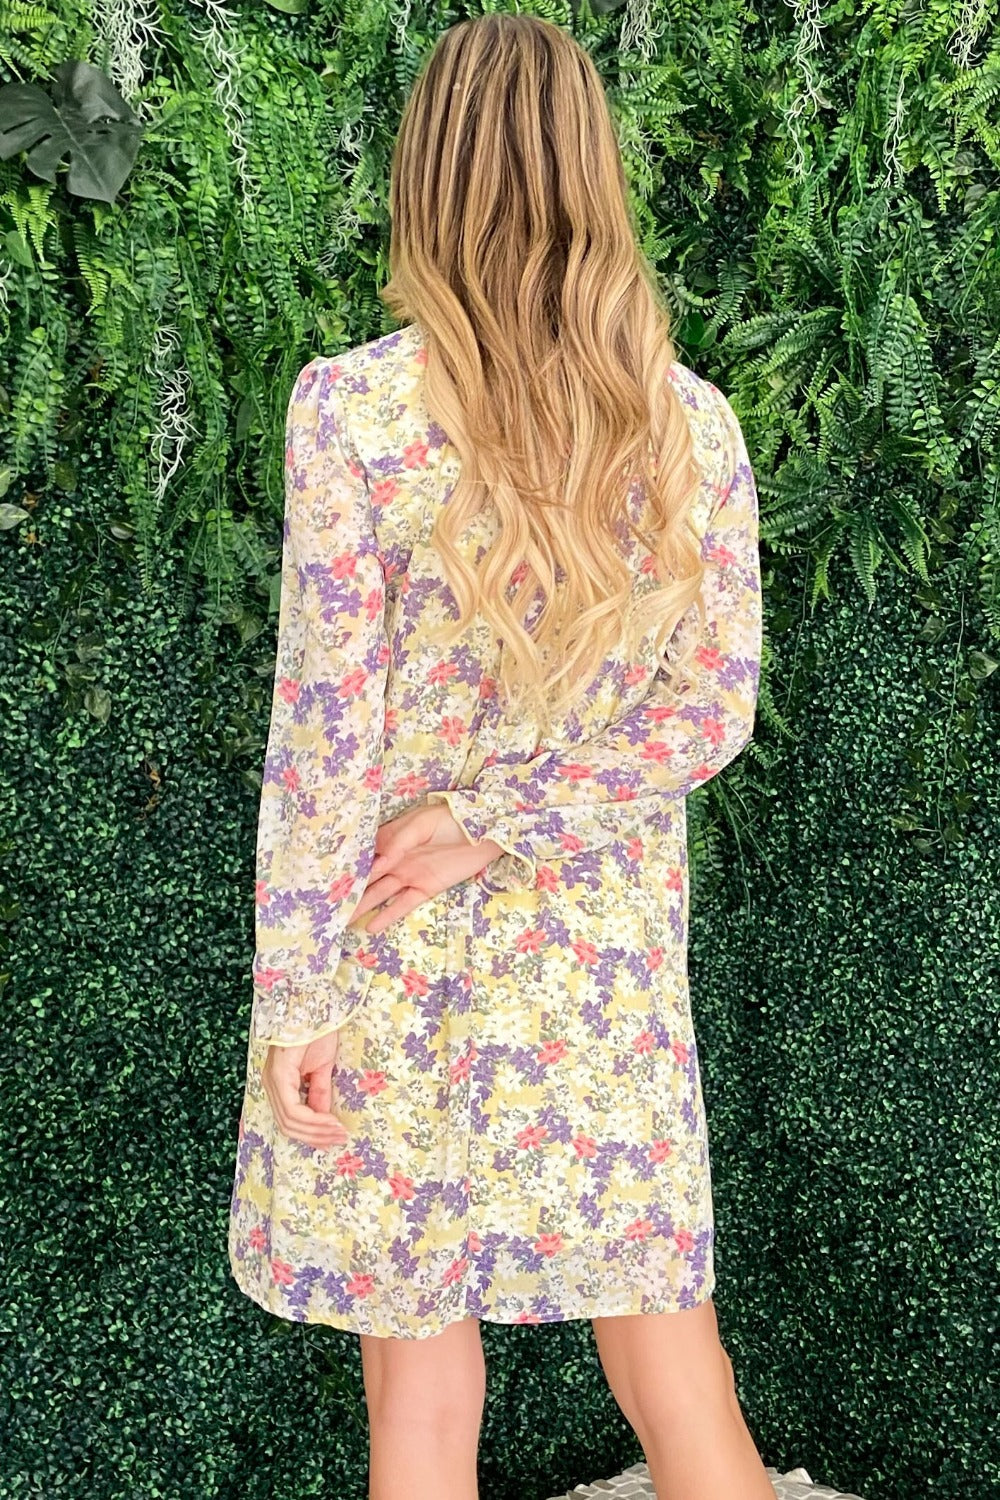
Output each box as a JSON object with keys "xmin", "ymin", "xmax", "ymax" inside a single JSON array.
[{"xmin": 379, "ymin": 12, "xmax": 711, "ymax": 735}]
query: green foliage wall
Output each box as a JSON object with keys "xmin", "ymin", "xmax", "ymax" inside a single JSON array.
[{"xmin": 1, "ymin": 2, "xmax": 997, "ymax": 1498}]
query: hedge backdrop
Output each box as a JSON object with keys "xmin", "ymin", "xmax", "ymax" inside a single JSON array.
[{"xmin": 1, "ymin": 1, "xmax": 998, "ymax": 1498}]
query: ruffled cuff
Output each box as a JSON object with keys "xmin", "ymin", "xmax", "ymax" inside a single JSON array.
[
  {"xmin": 251, "ymin": 931, "xmax": 379, "ymax": 1047},
  {"xmin": 425, "ymin": 789, "xmax": 537, "ymax": 893}
]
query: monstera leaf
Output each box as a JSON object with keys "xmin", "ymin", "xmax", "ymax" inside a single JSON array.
[{"xmin": 0, "ymin": 60, "xmax": 142, "ymax": 204}]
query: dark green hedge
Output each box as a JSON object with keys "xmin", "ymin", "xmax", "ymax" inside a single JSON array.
[
  {"xmin": 2, "ymin": 2, "xmax": 998, "ymax": 1497},
  {"xmin": 3, "ymin": 465, "xmax": 995, "ymax": 1500}
]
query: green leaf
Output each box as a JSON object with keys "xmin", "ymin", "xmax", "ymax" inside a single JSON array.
[{"xmin": 84, "ymin": 686, "xmax": 112, "ymax": 723}]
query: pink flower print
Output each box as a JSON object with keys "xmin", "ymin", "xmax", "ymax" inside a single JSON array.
[
  {"xmin": 640, "ymin": 738, "xmax": 676, "ymax": 767},
  {"xmin": 330, "ymin": 550, "xmax": 357, "ymax": 582},
  {"xmin": 360, "ymin": 1070, "xmax": 388, "ymax": 1097},
  {"xmin": 371, "ymin": 477, "xmax": 400, "ymax": 509},
  {"xmin": 328, "ymin": 873, "xmax": 356, "ymax": 903},
  {"xmin": 362, "ymin": 765, "xmax": 382, "ymax": 792},
  {"xmin": 633, "ymin": 1030, "xmax": 655, "ymax": 1056},
  {"xmin": 388, "ymin": 1172, "xmax": 415, "ymax": 1201},
  {"xmin": 558, "ymin": 831, "xmax": 586, "ymax": 856},
  {"xmin": 339, "ymin": 666, "xmax": 369, "ymax": 700},
  {"xmin": 648, "ymin": 1138, "xmax": 674, "ymax": 1163},
  {"xmin": 516, "ymin": 1123, "xmax": 549, "ymax": 1150},
  {"xmin": 415, "ymin": 346, "xmax": 427, "ymax": 366},
  {"xmin": 270, "ymin": 1257, "xmax": 295, "ymax": 1285},
  {"xmin": 384, "ymin": 705, "xmax": 401, "ymax": 735},
  {"xmin": 514, "ymin": 1310, "xmax": 542, "ymax": 1324},
  {"xmin": 467, "ymin": 1230, "xmax": 483, "ymax": 1254},
  {"xmin": 537, "ymin": 865, "xmax": 559, "ymax": 893},
  {"xmin": 395, "ymin": 771, "xmax": 430, "ymax": 799},
  {"xmin": 624, "ymin": 1218, "xmax": 653, "ymax": 1241},
  {"xmin": 450, "ymin": 1053, "xmax": 471, "ymax": 1084},
  {"xmin": 557, "ymin": 761, "xmax": 595, "ymax": 784},
  {"xmin": 626, "ymin": 836, "xmax": 645, "ymax": 861},
  {"xmin": 281, "ymin": 765, "xmax": 301, "ymax": 793},
  {"xmin": 442, "ymin": 1256, "xmax": 469, "ymax": 1286},
  {"xmin": 640, "ymin": 553, "xmax": 659, "ymax": 577},
  {"xmin": 237, "ymin": 1114, "xmax": 246, "ymax": 1143},
  {"xmin": 478, "ymin": 676, "xmax": 498, "ymax": 701},
  {"xmin": 538, "ymin": 1038, "xmax": 567, "ymax": 1066},
  {"xmin": 428, "ymin": 660, "xmax": 460, "ymax": 687},
  {"xmin": 572, "ymin": 1133, "xmax": 597, "ymax": 1159},
  {"xmin": 347, "ymin": 1273, "xmax": 375, "ymax": 1298},
  {"xmin": 277, "ymin": 677, "xmax": 300, "ymax": 704},
  {"xmin": 367, "ymin": 589, "xmax": 388, "ymax": 627},
  {"xmin": 254, "ymin": 966, "xmax": 285, "ymax": 991},
  {"xmin": 440, "ymin": 715, "xmax": 467, "ymax": 747},
  {"xmin": 516, "ymin": 927, "xmax": 547, "ymax": 955},
  {"xmin": 248, "ymin": 1225, "xmax": 267, "ymax": 1251},
  {"xmin": 534, "ymin": 1232, "xmax": 564, "ymax": 1258},
  {"xmin": 706, "ymin": 542, "xmax": 737, "ymax": 568},
  {"xmin": 624, "ymin": 664, "xmax": 649, "ymax": 687},
  {"xmin": 671, "ymin": 1039, "xmax": 690, "ymax": 1065},
  {"xmin": 674, "ymin": 1228, "xmax": 695, "ymax": 1253},
  {"xmin": 571, "ymin": 939, "xmax": 599, "ymax": 966},
  {"xmin": 509, "ymin": 560, "xmax": 530, "ymax": 587},
  {"xmin": 699, "ymin": 715, "xmax": 726, "ymax": 748},
  {"xmin": 402, "ymin": 438, "xmax": 429, "ymax": 468},
  {"xmin": 696, "ymin": 644, "xmax": 724, "ymax": 671},
  {"xmin": 691, "ymin": 763, "xmax": 714, "ymax": 783},
  {"xmin": 355, "ymin": 945, "xmax": 379, "ymax": 971},
  {"xmin": 647, "ymin": 946, "xmax": 664, "ymax": 971},
  {"xmin": 254, "ymin": 880, "xmax": 270, "ymax": 908},
  {"xmin": 666, "ymin": 866, "xmax": 683, "ymax": 892},
  {"xmin": 335, "ymin": 1151, "xmax": 365, "ymax": 1178},
  {"xmin": 644, "ymin": 701, "xmax": 679, "ymax": 724},
  {"xmin": 402, "ymin": 967, "xmax": 430, "ymax": 998},
  {"xmin": 611, "ymin": 783, "xmax": 639, "ymax": 803},
  {"xmin": 463, "ymin": 1175, "xmax": 472, "ymax": 1194}
]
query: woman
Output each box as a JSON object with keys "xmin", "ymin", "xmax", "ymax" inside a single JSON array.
[{"xmin": 229, "ymin": 13, "xmax": 771, "ymax": 1500}]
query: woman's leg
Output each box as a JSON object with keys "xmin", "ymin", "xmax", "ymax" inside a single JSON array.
[
  {"xmin": 591, "ymin": 1298, "xmax": 775, "ymax": 1500},
  {"xmin": 360, "ymin": 1317, "xmax": 487, "ymax": 1500}
]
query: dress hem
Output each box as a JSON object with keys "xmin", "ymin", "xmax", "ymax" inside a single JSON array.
[{"xmin": 229, "ymin": 1256, "xmax": 716, "ymax": 1340}]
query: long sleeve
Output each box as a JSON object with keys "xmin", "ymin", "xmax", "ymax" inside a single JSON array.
[
  {"xmin": 251, "ymin": 357, "xmax": 389, "ymax": 1048},
  {"xmin": 426, "ymin": 385, "xmax": 763, "ymax": 892}
]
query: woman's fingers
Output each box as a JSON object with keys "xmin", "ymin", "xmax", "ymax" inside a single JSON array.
[
  {"xmin": 358, "ymin": 883, "xmax": 430, "ymax": 936},
  {"xmin": 349, "ymin": 871, "xmax": 403, "ymax": 921},
  {"xmin": 264, "ymin": 1048, "xmax": 350, "ymax": 1146},
  {"xmin": 275, "ymin": 1098, "xmax": 348, "ymax": 1146},
  {"xmin": 306, "ymin": 1066, "xmax": 333, "ymax": 1114}
]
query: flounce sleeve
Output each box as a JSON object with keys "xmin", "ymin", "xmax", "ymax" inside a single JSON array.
[
  {"xmin": 251, "ymin": 358, "xmax": 389, "ymax": 1047},
  {"xmin": 427, "ymin": 385, "xmax": 763, "ymax": 892}
]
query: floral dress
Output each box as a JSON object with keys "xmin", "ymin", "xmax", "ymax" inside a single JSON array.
[{"xmin": 228, "ymin": 320, "xmax": 763, "ymax": 1339}]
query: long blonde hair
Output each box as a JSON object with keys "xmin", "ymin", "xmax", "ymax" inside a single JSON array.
[{"xmin": 379, "ymin": 12, "xmax": 709, "ymax": 736}]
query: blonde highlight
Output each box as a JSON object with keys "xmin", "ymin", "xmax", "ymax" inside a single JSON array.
[{"xmin": 380, "ymin": 13, "xmax": 710, "ymax": 738}]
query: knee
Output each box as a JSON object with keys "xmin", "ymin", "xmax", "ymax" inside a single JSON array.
[
  {"xmin": 595, "ymin": 1307, "xmax": 736, "ymax": 1441},
  {"xmin": 364, "ymin": 1334, "xmax": 486, "ymax": 1436},
  {"xmin": 368, "ymin": 1374, "xmax": 486, "ymax": 1436}
]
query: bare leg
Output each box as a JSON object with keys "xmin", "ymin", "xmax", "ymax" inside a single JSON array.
[
  {"xmin": 592, "ymin": 1298, "xmax": 775, "ymax": 1500},
  {"xmin": 360, "ymin": 1317, "xmax": 486, "ymax": 1500}
]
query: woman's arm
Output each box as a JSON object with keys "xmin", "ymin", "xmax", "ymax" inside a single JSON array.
[
  {"xmin": 251, "ymin": 358, "xmax": 390, "ymax": 1048},
  {"xmin": 427, "ymin": 385, "xmax": 763, "ymax": 891}
]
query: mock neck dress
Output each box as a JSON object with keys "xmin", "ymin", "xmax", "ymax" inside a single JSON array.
[{"xmin": 228, "ymin": 320, "xmax": 763, "ymax": 1339}]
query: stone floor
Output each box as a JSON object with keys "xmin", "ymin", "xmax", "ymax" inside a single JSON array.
[{"xmin": 548, "ymin": 1460, "xmax": 864, "ymax": 1499}]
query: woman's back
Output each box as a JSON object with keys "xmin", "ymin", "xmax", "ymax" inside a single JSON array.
[{"xmin": 231, "ymin": 315, "xmax": 762, "ymax": 1333}]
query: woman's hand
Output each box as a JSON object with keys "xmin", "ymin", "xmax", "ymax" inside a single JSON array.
[
  {"xmin": 263, "ymin": 803, "xmax": 500, "ymax": 1146},
  {"xmin": 348, "ymin": 802, "xmax": 501, "ymax": 937},
  {"xmin": 262, "ymin": 1029, "xmax": 351, "ymax": 1149}
]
